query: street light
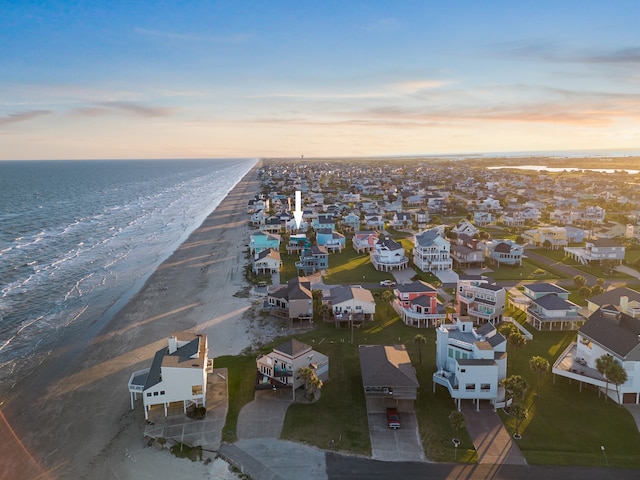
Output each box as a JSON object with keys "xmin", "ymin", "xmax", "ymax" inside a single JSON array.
[
  {"xmin": 452, "ymin": 438, "xmax": 460, "ymax": 461},
  {"xmin": 601, "ymin": 445, "xmax": 608, "ymax": 466}
]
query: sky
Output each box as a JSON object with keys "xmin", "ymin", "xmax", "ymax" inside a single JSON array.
[{"xmin": 1, "ymin": 0, "xmax": 639, "ymax": 160}]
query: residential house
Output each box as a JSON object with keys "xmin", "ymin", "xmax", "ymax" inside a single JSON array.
[
  {"xmin": 484, "ymin": 239, "xmax": 523, "ymax": 267},
  {"xmin": 296, "ymin": 245, "xmax": 329, "ymax": 275},
  {"xmin": 370, "ymin": 237, "xmax": 409, "ymax": 271},
  {"xmin": 316, "ymin": 229, "xmax": 346, "ymax": 252},
  {"xmin": 451, "ymin": 220, "xmax": 479, "ymax": 238},
  {"xmin": 523, "ymin": 283, "xmax": 584, "ymax": 330},
  {"xmin": 364, "ymin": 215, "xmax": 385, "ymax": 229},
  {"xmin": 261, "ymin": 216, "xmax": 283, "ymax": 234},
  {"xmin": 432, "ymin": 319, "xmax": 508, "ymax": 411},
  {"xmin": 252, "ymin": 248, "xmax": 281, "ymax": 274},
  {"xmin": 359, "ymin": 345, "xmax": 419, "ymax": 409},
  {"xmin": 312, "ymin": 214, "xmax": 336, "ymax": 231},
  {"xmin": 286, "ymin": 233, "xmax": 310, "ymax": 254},
  {"xmin": 390, "ymin": 212, "xmax": 413, "ymax": 228},
  {"xmin": 564, "ymin": 238, "xmax": 626, "ymax": 265},
  {"xmin": 352, "ymin": 230, "xmax": 379, "ymax": 253},
  {"xmin": 249, "ymin": 231, "xmax": 281, "ymax": 255},
  {"xmin": 553, "ymin": 306, "xmax": 640, "ymax": 404},
  {"xmin": 265, "ymin": 276, "xmax": 314, "ymax": 321},
  {"xmin": 457, "ymin": 277, "xmax": 506, "ymax": 325},
  {"xmin": 450, "ymin": 234, "xmax": 485, "ymax": 269},
  {"xmin": 328, "ymin": 285, "xmax": 376, "ymax": 321},
  {"xmin": 593, "ymin": 221, "xmax": 627, "ymax": 239},
  {"xmin": 586, "ymin": 287, "xmax": 640, "ymax": 317},
  {"xmin": 413, "ymin": 209, "xmax": 429, "ymax": 227},
  {"xmin": 474, "ymin": 211, "xmax": 494, "ymax": 226},
  {"xmin": 413, "ymin": 228, "xmax": 452, "ymax": 272},
  {"xmin": 256, "ymin": 339, "xmax": 329, "ymax": 400},
  {"xmin": 523, "ymin": 226, "xmax": 568, "ymax": 250},
  {"xmin": 393, "ymin": 280, "xmax": 445, "ymax": 328},
  {"xmin": 128, "ymin": 333, "xmax": 211, "ymax": 420},
  {"xmin": 341, "ymin": 212, "xmax": 361, "ymax": 232}
]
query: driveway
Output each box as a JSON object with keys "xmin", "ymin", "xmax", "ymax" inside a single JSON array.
[
  {"xmin": 366, "ymin": 398, "xmax": 425, "ymax": 462},
  {"xmin": 462, "ymin": 402, "xmax": 527, "ymax": 465},
  {"xmin": 236, "ymin": 389, "xmax": 293, "ymax": 439}
]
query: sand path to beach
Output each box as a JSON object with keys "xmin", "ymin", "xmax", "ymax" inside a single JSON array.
[{"xmin": 0, "ymin": 162, "xmax": 268, "ymax": 480}]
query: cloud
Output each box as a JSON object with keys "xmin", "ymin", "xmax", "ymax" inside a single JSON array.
[
  {"xmin": 134, "ymin": 27, "xmax": 253, "ymax": 44},
  {"xmin": 0, "ymin": 110, "xmax": 51, "ymax": 126},
  {"xmin": 73, "ymin": 101, "xmax": 174, "ymax": 118},
  {"xmin": 499, "ymin": 42, "xmax": 640, "ymax": 65}
]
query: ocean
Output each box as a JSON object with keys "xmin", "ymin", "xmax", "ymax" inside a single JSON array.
[{"xmin": 0, "ymin": 158, "xmax": 257, "ymax": 395}]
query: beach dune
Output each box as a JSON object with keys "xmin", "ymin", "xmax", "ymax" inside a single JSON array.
[{"xmin": 0, "ymin": 162, "xmax": 263, "ymax": 480}]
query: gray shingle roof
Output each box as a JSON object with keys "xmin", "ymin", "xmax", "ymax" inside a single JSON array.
[
  {"xmin": 395, "ymin": 280, "xmax": 436, "ymax": 294},
  {"xmin": 589, "ymin": 287, "xmax": 640, "ymax": 307},
  {"xmin": 532, "ymin": 293, "xmax": 574, "ymax": 310},
  {"xmin": 580, "ymin": 309, "xmax": 640, "ymax": 358},
  {"xmin": 359, "ymin": 345, "xmax": 419, "ymax": 388},
  {"xmin": 526, "ymin": 283, "xmax": 568, "ymax": 294},
  {"xmin": 274, "ymin": 339, "xmax": 312, "ymax": 358}
]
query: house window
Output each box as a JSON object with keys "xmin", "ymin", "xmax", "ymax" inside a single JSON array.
[
  {"xmin": 460, "ymin": 368, "xmax": 466, "ymax": 373},
  {"xmin": 192, "ymin": 385, "xmax": 203, "ymax": 395},
  {"xmin": 465, "ymin": 383, "xmax": 475, "ymax": 391},
  {"xmin": 448, "ymin": 348, "xmax": 454, "ymax": 358},
  {"xmin": 160, "ymin": 390, "xmax": 165, "ymax": 395},
  {"xmin": 481, "ymin": 383, "xmax": 491, "ymax": 391},
  {"xmin": 153, "ymin": 391, "xmax": 159, "ymax": 396},
  {"xmin": 146, "ymin": 393, "xmax": 152, "ymax": 397}
]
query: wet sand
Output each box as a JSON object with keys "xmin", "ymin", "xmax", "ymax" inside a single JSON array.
[{"xmin": 0, "ymin": 161, "xmax": 264, "ymax": 480}]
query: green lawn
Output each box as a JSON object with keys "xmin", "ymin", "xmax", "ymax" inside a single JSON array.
[
  {"xmin": 323, "ymin": 244, "xmax": 391, "ymax": 285},
  {"xmin": 484, "ymin": 259, "xmax": 559, "ymax": 281},
  {"xmin": 498, "ymin": 310, "xmax": 640, "ymax": 467},
  {"xmin": 280, "ymin": 297, "xmax": 477, "ymax": 461},
  {"xmin": 215, "ymin": 284, "xmax": 640, "ymax": 467}
]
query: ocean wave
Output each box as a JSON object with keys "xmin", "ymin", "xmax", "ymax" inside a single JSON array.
[{"xmin": 0, "ymin": 158, "xmax": 257, "ymax": 392}]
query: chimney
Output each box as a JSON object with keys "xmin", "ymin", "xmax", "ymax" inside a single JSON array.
[
  {"xmin": 168, "ymin": 335, "xmax": 178, "ymax": 354},
  {"xmin": 620, "ymin": 296, "xmax": 629, "ymax": 311}
]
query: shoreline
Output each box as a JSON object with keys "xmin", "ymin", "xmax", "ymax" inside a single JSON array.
[{"xmin": 0, "ymin": 160, "xmax": 264, "ymax": 479}]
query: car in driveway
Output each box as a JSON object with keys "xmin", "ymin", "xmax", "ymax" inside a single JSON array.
[
  {"xmin": 379, "ymin": 280, "xmax": 396, "ymax": 287},
  {"xmin": 386, "ymin": 407, "xmax": 400, "ymax": 429}
]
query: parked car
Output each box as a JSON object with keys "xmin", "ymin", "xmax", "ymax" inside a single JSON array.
[
  {"xmin": 379, "ymin": 280, "xmax": 396, "ymax": 287},
  {"xmin": 386, "ymin": 407, "xmax": 400, "ymax": 429}
]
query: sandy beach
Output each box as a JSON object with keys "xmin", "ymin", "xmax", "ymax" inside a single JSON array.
[{"xmin": 0, "ymin": 161, "xmax": 266, "ymax": 480}]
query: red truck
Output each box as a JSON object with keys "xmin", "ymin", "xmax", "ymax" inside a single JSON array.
[{"xmin": 386, "ymin": 407, "xmax": 400, "ymax": 429}]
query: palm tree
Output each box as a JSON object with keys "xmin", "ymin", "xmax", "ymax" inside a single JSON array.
[
  {"xmin": 578, "ymin": 285, "xmax": 592, "ymax": 300},
  {"xmin": 449, "ymin": 410, "xmax": 466, "ymax": 440},
  {"xmin": 499, "ymin": 322, "xmax": 518, "ymax": 341},
  {"xmin": 298, "ymin": 366, "xmax": 323, "ymax": 401},
  {"xmin": 312, "ymin": 289, "xmax": 323, "ymax": 310},
  {"xmin": 317, "ymin": 303, "xmax": 332, "ymax": 322},
  {"xmin": 510, "ymin": 403, "xmax": 528, "ymax": 438},
  {"xmin": 381, "ymin": 289, "xmax": 394, "ymax": 316},
  {"xmin": 508, "ymin": 331, "xmax": 527, "ymax": 362},
  {"xmin": 608, "ymin": 360, "xmax": 628, "ymax": 404},
  {"xmin": 573, "ymin": 275, "xmax": 586, "ymax": 289},
  {"xmin": 596, "ymin": 354, "xmax": 616, "ymax": 401},
  {"xmin": 529, "ymin": 356, "xmax": 550, "ymax": 394},
  {"xmin": 413, "ymin": 334, "xmax": 427, "ymax": 364},
  {"xmin": 501, "ymin": 375, "xmax": 528, "ymax": 405}
]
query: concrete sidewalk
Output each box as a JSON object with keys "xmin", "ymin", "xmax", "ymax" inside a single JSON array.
[
  {"xmin": 462, "ymin": 403, "xmax": 527, "ymax": 465},
  {"xmin": 220, "ymin": 439, "xmax": 328, "ymax": 480}
]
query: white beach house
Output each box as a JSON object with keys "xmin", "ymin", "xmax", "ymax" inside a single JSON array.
[
  {"xmin": 128, "ymin": 332, "xmax": 212, "ymax": 420},
  {"xmin": 432, "ymin": 319, "xmax": 508, "ymax": 410}
]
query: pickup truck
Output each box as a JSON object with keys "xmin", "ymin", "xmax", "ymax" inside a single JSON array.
[{"xmin": 386, "ymin": 407, "xmax": 400, "ymax": 429}]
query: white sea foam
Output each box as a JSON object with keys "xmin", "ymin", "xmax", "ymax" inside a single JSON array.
[{"xmin": 0, "ymin": 158, "xmax": 257, "ymax": 392}]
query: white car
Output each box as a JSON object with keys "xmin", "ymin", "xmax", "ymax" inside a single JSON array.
[{"xmin": 379, "ymin": 280, "xmax": 396, "ymax": 287}]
